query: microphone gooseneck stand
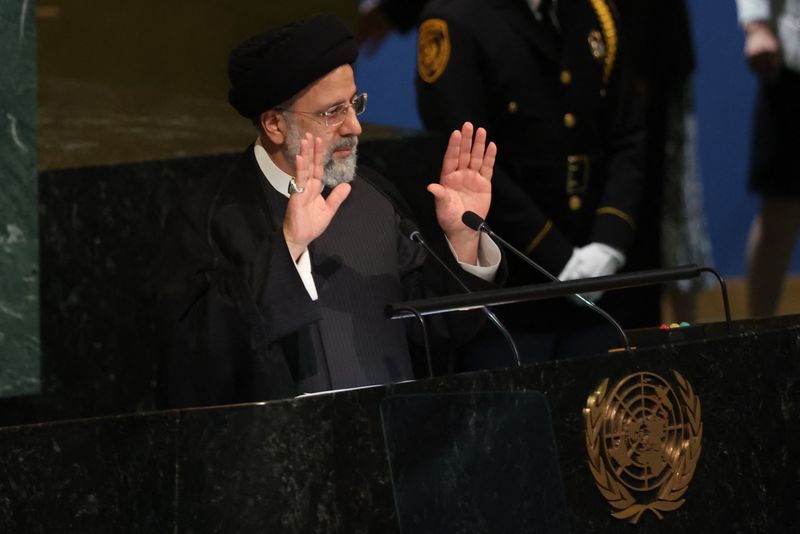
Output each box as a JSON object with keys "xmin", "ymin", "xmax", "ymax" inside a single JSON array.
[
  {"xmin": 399, "ymin": 219, "xmax": 521, "ymax": 368},
  {"xmin": 461, "ymin": 211, "xmax": 631, "ymax": 353}
]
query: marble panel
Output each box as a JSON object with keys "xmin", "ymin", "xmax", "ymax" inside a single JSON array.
[
  {"xmin": 0, "ymin": 154, "xmax": 236, "ymax": 426},
  {"xmin": 175, "ymin": 389, "xmax": 400, "ymax": 534},
  {"xmin": 0, "ymin": 0, "xmax": 40, "ymax": 396},
  {"xmin": 382, "ymin": 391, "xmax": 569, "ymax": 533},
  {"xmin": 0, "ymin": 411, "xmax": 177, "ymax": 533},
  {"xmin": 168, "ymin": 324, "xmax": 798, "ymax": 532},
  {"xmin": 0, "ymin": 321, "xmax": 797, "ymax": 532}
]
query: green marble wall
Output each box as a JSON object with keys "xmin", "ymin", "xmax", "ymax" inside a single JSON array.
[{"xmin": 0, "ymin": 1, "xmax": 40, "ymax": 397}]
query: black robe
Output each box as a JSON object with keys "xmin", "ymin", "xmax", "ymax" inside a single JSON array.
[{"xmin": 156, "ymin": 146, "xmax": 499, "ymax": 408}]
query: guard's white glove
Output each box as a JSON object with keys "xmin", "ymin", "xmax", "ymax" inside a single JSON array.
[{"xmin": 558, "ymin": 242, "xmax": 626, "ymax": 302}]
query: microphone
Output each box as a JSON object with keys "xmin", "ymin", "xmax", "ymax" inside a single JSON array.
[
  {"xmin": 461, "ymin": 211, "xmax": 631, "ymax": 352},
  {"xmin": 399, "ymin": 219, "xmax": 522, "ymax": 367}
]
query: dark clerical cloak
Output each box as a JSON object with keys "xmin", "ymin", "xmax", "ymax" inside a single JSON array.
[{"xmin": 156, "ymin": 146, "xmax": 492, "ymax": 408}]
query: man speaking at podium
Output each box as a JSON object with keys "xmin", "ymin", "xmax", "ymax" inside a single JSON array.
[{"xmin": 156, "ymin": 15, "xmax": 502, "ymax": 409}]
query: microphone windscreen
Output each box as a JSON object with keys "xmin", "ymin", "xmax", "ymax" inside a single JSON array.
[
  {"xmin": 461, "ymin": 211, "xmax": 484, "ymax": 231},
  {"xmin": 399, "ymin": 218, "xmax": 421, "ymax": 241}
]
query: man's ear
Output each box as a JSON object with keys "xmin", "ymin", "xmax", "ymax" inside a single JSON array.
[{"xmin": 260, "ymin": 110, "xmax": 285, "ymax": 145}]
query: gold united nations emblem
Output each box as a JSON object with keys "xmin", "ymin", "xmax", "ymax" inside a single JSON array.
[
  {"xmin": 417, "ymin": 18, "xmax": 451, "ymax": 84},
  {"xmin": 583, "ymin": 370, "xmax": 702, "ymax": 524}
]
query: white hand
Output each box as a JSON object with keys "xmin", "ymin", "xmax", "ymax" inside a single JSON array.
[{"xmin": 558, "ymin": 242, "xmax": 625, "ymax": 301}]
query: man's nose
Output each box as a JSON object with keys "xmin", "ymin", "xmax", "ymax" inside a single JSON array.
[{"xmin": 337, "ymin": 106, "xmax": 362, "ymax": 137}]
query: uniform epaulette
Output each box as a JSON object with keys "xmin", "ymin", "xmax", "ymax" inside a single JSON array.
[{"xmin": 588, "ymin": 0, "xmax": 617, "ymax": 84}]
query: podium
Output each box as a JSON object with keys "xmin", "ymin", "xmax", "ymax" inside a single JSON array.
[{"xmin": 0, "ymin": 316, "xmax": 798, "ymax": 532}]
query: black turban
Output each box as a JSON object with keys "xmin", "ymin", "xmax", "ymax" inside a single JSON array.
[{"xmin": 227, "ymin": 15, "xmax": 358, "ymax": 119}]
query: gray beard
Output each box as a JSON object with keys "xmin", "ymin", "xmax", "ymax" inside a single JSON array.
[{"xmin": 284, "ymin": 117, "xmax": 358, "ymax": 188}]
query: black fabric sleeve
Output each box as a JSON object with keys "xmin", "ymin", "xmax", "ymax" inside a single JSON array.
[{"xmin": 156, "ymin": 181, "xmax": 318, "ymax": 408}]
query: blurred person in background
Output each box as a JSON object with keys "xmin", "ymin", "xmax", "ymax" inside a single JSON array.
[
  {"xmin": 618, "ymin": 0, "xmax": 713, "ymax": 324},
  {"xmin": 737, "ymin": 0, "xmax": 800, "ymax": 317}
]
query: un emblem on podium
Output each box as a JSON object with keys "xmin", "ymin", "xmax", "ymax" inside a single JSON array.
[{"xmin": 583, "ymin": 371, "xmax": 702, "ymax": 523}]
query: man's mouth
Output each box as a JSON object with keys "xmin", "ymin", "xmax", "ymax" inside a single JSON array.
[{"xmin": 331, "ymin": 139, "xmax": 357, "ymax": 159}]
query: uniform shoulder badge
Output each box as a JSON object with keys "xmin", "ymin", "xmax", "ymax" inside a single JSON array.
[
  {"xmin": 418, "ymin": 18, "xmax": 451, "ymax": 84},
  {"xmin": 587, "ymin": 30, "xmax": 606, "ymax": 61},
  {"xmin": 583, "ymin": 370, "xmax": 703, "ymax": 524}
]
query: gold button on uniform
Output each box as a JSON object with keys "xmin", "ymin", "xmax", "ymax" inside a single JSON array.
[
  {"xmin": 507, "ymin": 100, "xmax": 519, "ymax": 113},
  {"xmin": 569, "ymin": 195, "xmax": 582, "ymax": 211},
  {"xmin": 560, "ymin": 70, "xmax": 572, "ymax": 84},
  {"xmin": 564, "ymin": 113, "xmax": 576, "ymax": 128}
]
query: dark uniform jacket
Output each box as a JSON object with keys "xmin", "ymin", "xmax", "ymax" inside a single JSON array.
[
  {"xmin": 156, "ymin": 146, "xmax": 499, "ymax": 408},
  {"xmin": 416, "ymin": 0, "xmax": 645, "ymax": 332},
  {"xmin": 417, "ymin": 0, "xmax": 645, "ymax": 280}
]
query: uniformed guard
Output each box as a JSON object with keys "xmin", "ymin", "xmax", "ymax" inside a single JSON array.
[{"xmin": 416, "ymin": 0, "xmax": 646, "ymax": 363}]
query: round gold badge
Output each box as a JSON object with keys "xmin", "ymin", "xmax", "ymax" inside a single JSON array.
[{"xmin": 418, "ymin": 19, "xmax": 451, "ymax": 84}]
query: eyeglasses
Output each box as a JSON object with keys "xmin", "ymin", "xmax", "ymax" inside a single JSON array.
[{"xmin": 280, "ymin": 92, "xmax": 368, "ymax": 127}]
